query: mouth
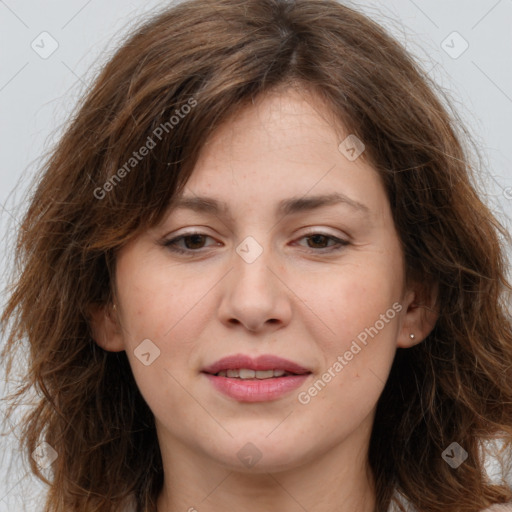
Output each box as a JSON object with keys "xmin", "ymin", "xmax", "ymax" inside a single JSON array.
[
  {"xmin": 201, "ymin": 353, "xmax": 311, "ymax": 375},
  {"xmin": 201, "ymin": 354, "xmax": 312, "ymax": 402},
  {"xmin": 210, "ymin": 368, "xmax": 299, "ymax": 379}
]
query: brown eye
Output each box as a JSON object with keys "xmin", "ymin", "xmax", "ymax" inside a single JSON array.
[
  {"xmin": 182, "ymin": 234, "xmax": 208, "ymax": 249},
  {"xmin": 306, "ymin": 234, "xmax": 331, "ymax": 249},
  {"xmin": 296, "ymin": 232, "xmax": 350, "ymax": 252},
  {"xmin": 163, "ymin": 233, "xmax": 219, "ymax": 254}
]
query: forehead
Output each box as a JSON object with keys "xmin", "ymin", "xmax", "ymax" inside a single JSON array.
[{"xmin": 171, "ymin": 89, "xmax": 388, "ymax": 222}]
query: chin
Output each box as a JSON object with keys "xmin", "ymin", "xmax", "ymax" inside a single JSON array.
[{"xmin": 202, "ymin": 434, "xmax": 314, "ymax": 474}]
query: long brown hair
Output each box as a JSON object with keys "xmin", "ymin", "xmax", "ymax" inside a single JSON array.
[{"xmin": 2, "ymin": 0, "xmax": 512, "ymax": 511}]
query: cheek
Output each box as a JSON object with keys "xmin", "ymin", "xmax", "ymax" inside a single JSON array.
[
  {"xmin": 118, "ymin": 283, "xmax": 206, "ymax": 428},
  {"xmin": 114, "ymin": 257, "xmax": 214, "ymax": 402},
  {"xmin": 300, "ymin": 302, "xmax": 399, "ymax": 433},
  {"xmin": 116, "ymin": 254, "xmax": 215, "ymax": 343},
  {"xmin": 299, "ymin": 252, "xmax": 402, "ymax": 404},
  {"xmin": 304, "ymin": 251, "xmax": 402, "ymax": 344}
]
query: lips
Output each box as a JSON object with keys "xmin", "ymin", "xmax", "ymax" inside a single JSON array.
[
  {"xmin": 201, "ymin": 354, "xmax": 312, "ymax": 402},
  {"xmin": 201, "ymin": 354, "xmax": 311, "ymax": 376}
]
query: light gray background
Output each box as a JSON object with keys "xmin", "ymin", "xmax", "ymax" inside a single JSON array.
[{"xmin": 1, "ymin": 1, "xmax": 511, "ymax": 510}]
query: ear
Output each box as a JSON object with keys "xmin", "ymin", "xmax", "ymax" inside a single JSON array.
[
  {"xmin": 87, "ymin": 302, "xmax": 126, "ymax": 352},
  {"xmin": 397, "ymin": 280, "xmax": 439, "ymax": 349}
]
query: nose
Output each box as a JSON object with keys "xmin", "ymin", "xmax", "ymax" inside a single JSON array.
[{"xmin": 217, "ymin": 240, "xmax": 292, "ymax": 333}]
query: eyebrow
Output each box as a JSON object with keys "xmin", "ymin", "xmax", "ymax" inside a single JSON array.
[{"xmin": 169, "ymin": 192, "xmax": 371, "ymax": 217}]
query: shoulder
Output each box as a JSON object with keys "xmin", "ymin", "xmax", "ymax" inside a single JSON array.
[{"xmin": 482, "ymin": 505, "xmax": 512, "ymax": 512}]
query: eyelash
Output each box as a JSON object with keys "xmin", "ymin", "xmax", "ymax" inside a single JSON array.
[{"xmin": 161, "ymin": 231, "xmax": 350, "ymax": 255}]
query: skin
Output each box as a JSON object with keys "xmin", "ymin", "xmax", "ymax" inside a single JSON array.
[{"xmin": 91, "ymin": 87, "xmax": 438, "ymax": 512}]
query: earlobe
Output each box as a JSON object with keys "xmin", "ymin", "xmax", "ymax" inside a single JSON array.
[
  {"xmin": 87, "ymin": 302, "xmax": 126, "ymax": 352},
  {"xmin": 397, "ymin": 282, "xmax": 439, "ymax": 348}
]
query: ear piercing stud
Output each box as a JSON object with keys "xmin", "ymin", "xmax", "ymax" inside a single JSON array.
[{"xmin": 409, "ymin": 333, "xmax": 415, "ymax": 339}]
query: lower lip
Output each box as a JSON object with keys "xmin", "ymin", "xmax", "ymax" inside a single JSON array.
[{"xmin": 203, "ymin": 373, "xmax": 310, "ymax": 402}]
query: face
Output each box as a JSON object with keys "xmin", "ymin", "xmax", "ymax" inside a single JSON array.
[{"xmin": 93, "ymin": 87, "xmax": 427, "ymax": 475}]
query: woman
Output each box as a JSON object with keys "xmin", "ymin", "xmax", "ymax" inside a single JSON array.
[{"xmin": 2, "ymin": 0, "xmax": 512, "ymax": 511}]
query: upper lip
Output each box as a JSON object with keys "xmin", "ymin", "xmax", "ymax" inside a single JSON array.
[{"xmin": 201, "ymin": 354, "xmax": 311, "ymax": 375}]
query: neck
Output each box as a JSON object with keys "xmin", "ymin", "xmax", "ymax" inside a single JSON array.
[{"xmin": 155, "ymin": 421, "xmax": 376, "ymax": 512}]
